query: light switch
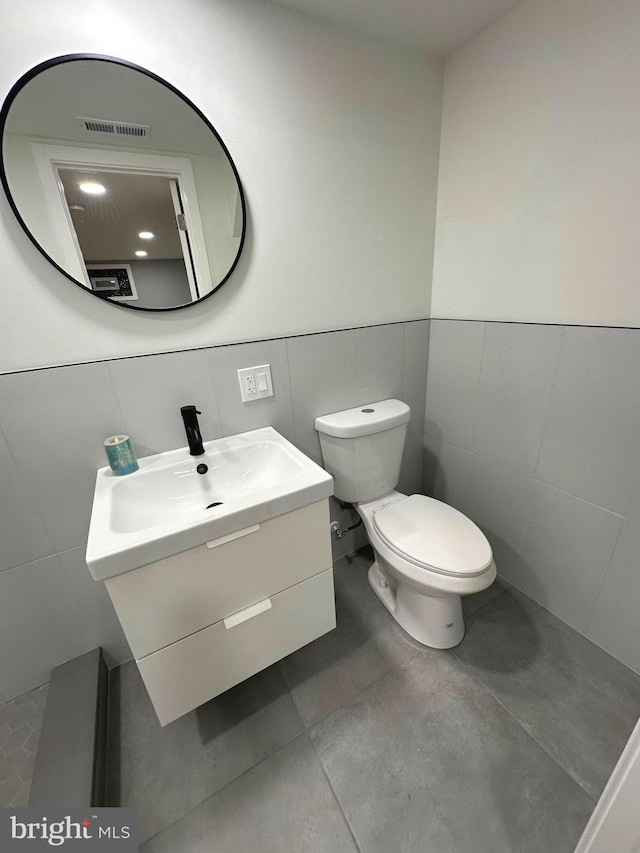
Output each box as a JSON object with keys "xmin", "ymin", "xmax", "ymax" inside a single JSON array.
[{"xmin": 237, "ymin": 364, "xmax": 273, "ymax": 402}]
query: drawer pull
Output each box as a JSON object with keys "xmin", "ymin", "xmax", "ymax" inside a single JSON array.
[
  {"xmin": 224, "ymin": 598, "xmax": 272, "ymax": 629},
  {"xmin": 206, "ymin": 524, "xmax": 260, "ymax": 549}
]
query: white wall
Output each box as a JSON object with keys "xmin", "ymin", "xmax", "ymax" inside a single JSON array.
[
  {"xmin": 432, "ymin": 0, "xmax": 640, "ymax": 326},
  {"xmin": 0, "ymin": 0, "xmax": 442, "ymax": 372}
]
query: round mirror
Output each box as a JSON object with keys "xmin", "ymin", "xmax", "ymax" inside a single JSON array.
[{"xmin": 0, "ymin": 54, "xmax": 246, "ymax": 311}]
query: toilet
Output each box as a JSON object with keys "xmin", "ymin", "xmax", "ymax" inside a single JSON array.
[{"xmin": 315, "ymin": 399, "xmax": 496, "ymax": 648}]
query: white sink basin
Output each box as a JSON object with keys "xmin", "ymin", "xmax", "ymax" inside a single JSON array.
[{"xmin": 86, "ymin": 427, "xmax": 333, "ymax": 581}]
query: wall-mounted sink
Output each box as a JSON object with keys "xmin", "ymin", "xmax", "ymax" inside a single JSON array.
[{"xmin": 86, "ymin": 427, "xmax": 333, "ymax": 581}]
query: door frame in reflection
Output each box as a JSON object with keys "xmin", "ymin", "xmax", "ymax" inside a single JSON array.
[{"xmin": 31, "ymin": 142, "xmax": 212, "ymax": 301}]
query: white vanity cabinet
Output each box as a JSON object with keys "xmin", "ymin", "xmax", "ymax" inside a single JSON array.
[{"xmin": 105, "ymin": 499, "xmax": 335, "ymax": 725}]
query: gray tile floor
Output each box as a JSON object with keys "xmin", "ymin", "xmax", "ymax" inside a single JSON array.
[
  {"xmin": 106, "ymin": 548, "xmax": 640, "ymax": 852},
  {"xmin": 0, "ymin": 684, "xmax": 48, "ymax": 807}
]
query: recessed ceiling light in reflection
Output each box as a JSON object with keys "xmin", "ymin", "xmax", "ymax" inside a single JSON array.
[
  {"xmin": 79, "ymin": 181, "xmax": 106, "ymax": 195},
  {"xmin": 138, "ymin": 231, "xmax": 154, "ymax": 240},
  {"xmin": 135, "ymin": 250, "xmax": 148, "ymax": 257}
]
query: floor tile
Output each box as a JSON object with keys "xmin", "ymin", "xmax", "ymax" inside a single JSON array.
[
  {"xmin": 108, "ymin": 661, "xmax": 304, "ymax": 843},
  {"xmin": 141, "ymin": 735, "xmax": 358, "ymax": 853},
  {"xmin": 310, "ymin": 651, "xmax": 593, "ymax": 853},
  {"xmin": 462, "ymin": 578, "xmax": 507, "ymax": 618},
  {"xmin": 279, "ymin": 548, "xmax": 419, "ymax": 728},
  {"xmin": 452, "ymin": 589, "xmax": 640, "ymax": 800}
]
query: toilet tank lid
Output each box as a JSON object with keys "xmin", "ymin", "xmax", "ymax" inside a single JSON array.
[{"xmin": 315, "ymin": 399, "xmax": 410, "ymax": 438}]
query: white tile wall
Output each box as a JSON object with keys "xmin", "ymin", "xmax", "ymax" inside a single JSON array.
[
  {"xmin": 424, "ymin": 319, "xmax": 640, "ymax": 675},
  {"xmin": 0, "ymin": 321, "xmax": 429, "ymax": 700}
]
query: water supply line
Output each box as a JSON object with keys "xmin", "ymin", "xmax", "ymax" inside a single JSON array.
[{"xmin": 330, "ymin": 502, "xmax": 362, "ymax": 540}]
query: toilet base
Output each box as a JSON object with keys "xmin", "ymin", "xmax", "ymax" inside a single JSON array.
[{"xmin": 367, "ymin": 561, "xmax": 465, "ymax": 649}]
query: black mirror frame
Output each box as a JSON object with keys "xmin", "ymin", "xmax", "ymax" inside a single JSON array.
[{"xmin": 0, "ymin": 53, "xmax": 247, "ymax": 312}]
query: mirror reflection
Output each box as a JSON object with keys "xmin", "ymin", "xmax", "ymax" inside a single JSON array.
[{"xmin": 0, "ymin": 56, "xmax": 246, "ymax": 311}]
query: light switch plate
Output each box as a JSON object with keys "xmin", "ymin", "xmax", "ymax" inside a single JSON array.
[{"xmin": 237, "ymin": 364, "xmax": 273, "ymax": 402}]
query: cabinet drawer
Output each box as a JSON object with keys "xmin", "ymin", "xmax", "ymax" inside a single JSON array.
[
  {"xmin": 105, "ymin": 499, "xmax": 331, "ymax": 658},
  {"xmin": 137, "ymin": 567, "xmax": 336, "ymax": 726}
]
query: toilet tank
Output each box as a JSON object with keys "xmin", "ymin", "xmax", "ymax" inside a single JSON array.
[{"xmin": 315, "ymin": 400, "xmax": 410, "ymax": 503}]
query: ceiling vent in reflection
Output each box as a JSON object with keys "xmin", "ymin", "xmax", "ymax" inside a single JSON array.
[{"xmin": 76, "ymin": 117, "xmax": 150, "ymax": 139}]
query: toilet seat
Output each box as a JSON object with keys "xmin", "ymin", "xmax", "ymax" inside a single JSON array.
[{"xmin": 372, "ymin": 494, "xmax": 493, "ymax": 578}]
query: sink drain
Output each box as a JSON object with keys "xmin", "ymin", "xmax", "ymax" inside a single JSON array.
[{"xmin": 206, "ymin": 501, "xmax": 223, "ymax": 509}]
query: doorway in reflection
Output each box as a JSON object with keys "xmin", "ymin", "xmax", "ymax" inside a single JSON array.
[{"xmin": 58, "ymin": 169, "xmax": 197, "ymax": 309}]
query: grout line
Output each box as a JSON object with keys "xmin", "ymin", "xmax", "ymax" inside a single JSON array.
[
  {"xmin": 300, "ymin": 644, "xmax": 423, "ymax": 735},
  {"xmin": 308, "ymin": 733, "xmax": 364, "ymax": 853},
  {"xmin": 138, "ymin": 727, "xmax": 309, "ymax": 849},
  {"xmin": 421, "ymin": 434, "xmax": 627, "ymax": 520},
  {"xmin": 584, "ymin": 516, "xmax": 626, "ymax": 637},
  {"xmin": 447, "ymin": 646, "xmax": 598, "ymax": 805}
]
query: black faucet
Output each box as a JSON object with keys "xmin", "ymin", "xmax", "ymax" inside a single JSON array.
[{"xmin": 180, "ymin": 405, "xmax": 205, "ymax": 456}]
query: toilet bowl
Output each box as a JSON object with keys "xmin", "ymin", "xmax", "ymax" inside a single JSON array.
[{"xmin": 315, "ymin": 399, "xmax": 496, "ymax": 649}]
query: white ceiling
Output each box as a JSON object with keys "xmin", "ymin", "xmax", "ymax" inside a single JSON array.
[{"xmin": 269, "ymin": 0, "xmax": 524, "ymax": 56}]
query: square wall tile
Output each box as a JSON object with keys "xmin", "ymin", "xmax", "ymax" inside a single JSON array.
[
  {"xmin": 535, "ymin": 326, "xmax": 640, "ymax": 514},
  {"xmin": 401, "ymin": 320, "xmax": 429, "ymax": 436},
  {"xmin": 464, "ymin": 454, "xmax": 533, "ymax": 581},
  {"xmin": 108, "ymin": 350, "xmax": 222, "ymax": 457},
  {"xmin": 59, "ymin": 547, "xmax": 131, "ymax": 666},
  {"xmin": 0, "ymin": 555, "xmax": 90, "ymax": 700},
  {"xmin": 516, "ymin": 482, "xmax": 624, "ymax": 633},
  {"xmin": 0, "ymin": 429, "xmax": 53, "ymax": 572},
  {"xmin": 425, "ymin": 319, "xmax": 485, "ymax": 449},
  {"xmin": 588, "ymin": 520, "xmax": 640, "ymax": 675},
  {"xmin": 472, "ymin": 323, "xmax": 562, "ymax": 475},
  {"xmin": 208, "ymin": 339, "xmax": 295, "ymax": 442},
  {"xmin": 351, "ymin": 324, "xmax": 404, "ymax": 407},
  {"xmin": 0, "ymin": 364, "xmax": 126, "ymax": 553},
  {"xmin": 287, "ymin": 330, "xmax": 352, "ymax": 465},
  {"xmin": 422, "ymin": 434, "xmax": 471, "ymax": 514}
]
